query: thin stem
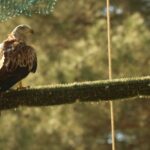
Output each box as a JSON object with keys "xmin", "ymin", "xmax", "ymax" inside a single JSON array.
[{"xmin": 106, "ymin": 0, "xmax": 115, "ymax": 150}]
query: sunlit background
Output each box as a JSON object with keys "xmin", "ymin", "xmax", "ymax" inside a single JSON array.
[{"xmin": 0, "ymin": 0, "xmax": 149, "ymax": 149}]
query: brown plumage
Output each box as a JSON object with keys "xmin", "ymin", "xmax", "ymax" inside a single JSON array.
[{"xmin": 0, "ymin": 25, "xmax": 37, "ymax": 92}]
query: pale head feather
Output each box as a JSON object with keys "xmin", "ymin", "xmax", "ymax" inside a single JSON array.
[{"xmin": 10, "ymin": 24, "xmax": 34, "ymax": 42}]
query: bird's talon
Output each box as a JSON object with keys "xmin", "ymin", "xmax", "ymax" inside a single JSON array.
[{"xmin": 17, "ymin": 86, "xmax": 30, "ymax": 90}]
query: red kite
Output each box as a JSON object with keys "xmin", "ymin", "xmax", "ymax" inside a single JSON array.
[{"xmin": 0, "ymin": 25, "xmax": 37, "ymax": 92}]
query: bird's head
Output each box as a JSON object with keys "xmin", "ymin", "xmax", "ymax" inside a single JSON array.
[{"xmin": 10, "ymin": 24, "xmax": 34, "ymax": 42}]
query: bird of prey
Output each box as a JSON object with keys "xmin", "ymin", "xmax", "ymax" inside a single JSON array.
[{"xmin": 0, "ymin": 25, "xmax": 37, "ymax": 92}]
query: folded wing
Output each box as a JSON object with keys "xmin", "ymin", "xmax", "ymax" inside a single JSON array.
[{"xmin": 0, "ymin": 39, "xmax": 37, "ymax": 92}]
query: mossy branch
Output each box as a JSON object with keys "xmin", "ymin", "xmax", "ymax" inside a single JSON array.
[{"xmin": 0, "ymin": 76, "xmax": 150, "ymax": 110}]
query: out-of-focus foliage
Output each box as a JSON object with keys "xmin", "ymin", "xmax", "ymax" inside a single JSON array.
[
  {"xmin": 111, "ymin": 0, "xmax": 150, "ymax": 25},
  {"xmin": 0, "ymin": 0, "xmax": 57, "ymax": 21},
  {"xmin": 0, "ymin": 0, "xmax": 149, "ymax": 150}
]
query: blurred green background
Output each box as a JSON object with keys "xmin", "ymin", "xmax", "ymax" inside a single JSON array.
[{"xmin": 0, "ymin": 0, "xmax": 149, "ymax": 149}]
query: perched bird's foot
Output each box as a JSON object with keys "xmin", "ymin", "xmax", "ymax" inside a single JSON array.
[
  {"xmin": 17, "ymin": 85, "xmax": 30, "ymax": 90},
  {"xmin": 17, "ymin": 81, "xmax": 30, "ymax": 90}
]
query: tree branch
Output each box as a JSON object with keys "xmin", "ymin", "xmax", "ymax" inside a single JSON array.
[{"xmin": 0, "ymin": 76, "xmax": 150, "ymax": 110}]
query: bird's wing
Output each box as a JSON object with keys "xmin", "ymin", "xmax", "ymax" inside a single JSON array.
[
  {"xmin": 0, "ymin": 40, "xmax": 37, "ymax": 91},
  {"xmin": 0, "ymin": 40, "xmax": 37, "ymax": 73}
]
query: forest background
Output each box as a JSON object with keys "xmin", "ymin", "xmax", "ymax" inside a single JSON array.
[{"xmin": 0, "ymin": 0, "xmax": 149, "ymax": 150}]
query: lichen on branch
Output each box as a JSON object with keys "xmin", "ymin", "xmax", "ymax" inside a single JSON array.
[{"xmin": 0, "ymin": 76, "xmax": 150, "ymax": 110}]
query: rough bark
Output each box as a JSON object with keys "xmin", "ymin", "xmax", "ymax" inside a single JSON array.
[{"xmin": 0, "ymin": 76, "xmax": 150, "ymax": 110}]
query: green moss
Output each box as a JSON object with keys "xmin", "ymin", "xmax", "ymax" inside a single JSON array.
[{"xmin": 0, "ymin": 76, "xmax": 150, "ymax": 110}]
